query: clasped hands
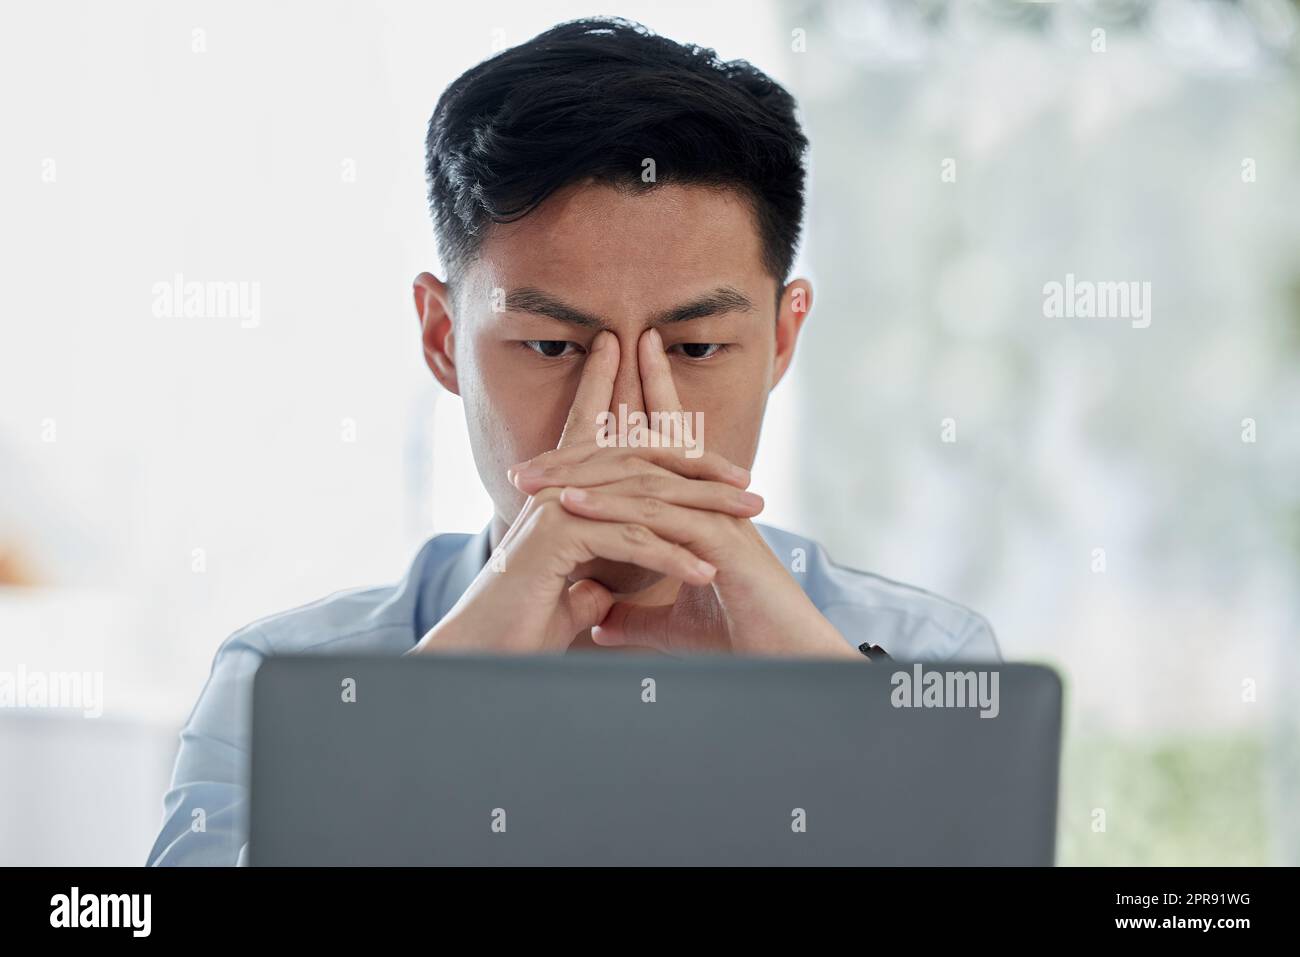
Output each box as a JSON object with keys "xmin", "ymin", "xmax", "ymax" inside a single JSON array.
[{"xmin": 411, "ymin": 327, "xmax": 862, "ymax": 661}]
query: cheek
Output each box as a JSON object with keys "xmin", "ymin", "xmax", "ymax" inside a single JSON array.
[
  {"xmin": 712, "ymin": 394, "xmax": 766, "ymax": 465},
  {"xmin": 466, "ymin": 342, "xmax": 575, "ymax": 462},
  {"xmin": 459, "ymin": 344, "xmax": 580, "ymax": 521},
  {"xmin": 677, "ymin": 362, "xmax": 769, "ymax": 466}
]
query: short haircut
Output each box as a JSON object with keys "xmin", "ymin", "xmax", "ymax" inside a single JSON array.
[{"xmin": 424, "ymin": 17, "xmax": 809, "ymax": 288}]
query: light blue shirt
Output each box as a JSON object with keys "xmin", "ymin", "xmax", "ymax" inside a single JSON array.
[{"xmin": 147, "ymin": 522, "xmax": 1000, "ymax": 866}]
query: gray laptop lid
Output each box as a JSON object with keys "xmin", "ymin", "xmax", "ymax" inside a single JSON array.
[{"xmin": 251, "ymin": 655, "xmax": 1061, "ymax": 865}]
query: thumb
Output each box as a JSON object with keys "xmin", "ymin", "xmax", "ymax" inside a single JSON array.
[
  {"xmin": 564, "ymin": 578, "xmax": 615, "ymax": 633},
  {"xmin": 591, "ymin": 601, "xmax": 676, "ymax": 653},
  {"xmin": 558, "ymin": 331, "xmax": 618, "ymax": 448}
]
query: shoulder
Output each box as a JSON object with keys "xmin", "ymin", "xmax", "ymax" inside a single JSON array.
[
  {"xmin": 215, "ymin": 532, "xmax": 476, "ymax": 664},
  {"xmin": 180, "ymin": 532, "xmax": 475, "ymax": 734},
  {"xmin": 755, "ymin": 523, "xmax": 1002, "ymax": 663}
]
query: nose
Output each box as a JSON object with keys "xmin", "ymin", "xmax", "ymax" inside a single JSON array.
[{"xmin": 609, "ymin": 332, "xmax": 645, "ymax": 420}]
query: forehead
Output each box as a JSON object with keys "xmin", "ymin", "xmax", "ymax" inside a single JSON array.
[{"xmin": 467, "ymin": 182, "xmax": 771, "ymax": 313}]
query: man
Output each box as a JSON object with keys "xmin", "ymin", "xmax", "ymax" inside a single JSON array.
[{"xmin": 148, "ymin": 17, "xmax": 999, "ymax": 866}]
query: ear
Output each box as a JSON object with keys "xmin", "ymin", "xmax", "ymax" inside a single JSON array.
[
  {"xmin": 413, "ymin": 271, "xmax": 460, "ymax": 396},
  {"xmin": 771, "ymin": 278, "xmax": 812, "ymax": 391}
]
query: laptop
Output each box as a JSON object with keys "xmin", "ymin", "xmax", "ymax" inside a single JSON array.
[{"xmin": 250, "ymin": 654, "xmax": 1062, "ymax": 865}]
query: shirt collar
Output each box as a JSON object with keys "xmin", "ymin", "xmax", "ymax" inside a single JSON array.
[{"xmin": 414, "ymin": 522, "xmax": 493, "ymax": 641}]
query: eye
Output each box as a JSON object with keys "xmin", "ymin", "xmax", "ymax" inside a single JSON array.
[
  {"xmin": 522, "ymin": 340, "xmax": 583, "ymax": 359},
  {"xmin": 667, "ymin": 342, "xmax": 727, "ymax": 361}
]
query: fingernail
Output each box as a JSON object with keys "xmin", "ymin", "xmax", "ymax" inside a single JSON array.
[
  {"xmin": 729, "ymin": 463, "xmax": 751, "ymax": 484},
  {"xmin": 695, "ymin": 559, "xmax": 717, "ymax": 579},
  {"xmin": 739, "ymin": 491, "xmax": 764, "ymax": 510},
  {"xmin": 562, "ymin": 487, "xmax": 588, "ymax": 503}
]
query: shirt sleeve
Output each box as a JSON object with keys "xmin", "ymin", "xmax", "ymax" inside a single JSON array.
[
  {"xmin": 146, "ymin": 627, "xmax": 269, "ymax": 866},
  {"xmin": 947, "ymin": 611, "xmax": 1003, "ymax": 663}
]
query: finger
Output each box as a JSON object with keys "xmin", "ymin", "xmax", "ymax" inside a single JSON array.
[
  {"xmin": 522, "ymin": 501, "xmax": 718, "ymax": 587},
  {"xmin": 563, "ymin": 578, "xmax": 615, "ymax": 633},
  {"xmin": 558, "ymin": 473, "xmax": 763, "ymax": 519},
  {"xmin": 638, "ymin": 327, "xmax": 684, "ymax": 415},
  {"xmin": 513, "ymin": 443, "xmax": 750, "ymax": 487},
  {"xmin": 512, "ymin": 446, "xmax": 751, "ymax": 493},
  {"xmin": 558, "ymin": 485, "xmax": 737, "ymax": 559},
  {"xmin": 508, "ymin": 440, "xmax": 597, "ymax": 479},
  {"xmin": 591, "ymin": 600, "xmax": 673, "ymax": 651},
  {"xmin": 593, "ymin": 597, "xmax": 730, "ymax": 656},
  {"xmin": 557, "ymin": 330, "xmax": 618, "ymax": 449},
  {"xmin": 515, "ymin": 442, "xmax": 749, "ymax": 484}
]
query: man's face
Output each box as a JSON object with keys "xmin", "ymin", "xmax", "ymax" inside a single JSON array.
[{"xmin": 418, "ymin": 181, "xmax": 809, "ymax": 592}]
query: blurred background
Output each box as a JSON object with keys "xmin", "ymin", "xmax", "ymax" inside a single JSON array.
[{"xmin": 1, "ymin": 0, "xmax": 1296, "ymax": 865}]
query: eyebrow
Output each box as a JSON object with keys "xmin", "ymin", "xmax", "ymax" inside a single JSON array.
[{"xmin": 504, "ymin": 285, "xmax": 756, "ymax": 330}]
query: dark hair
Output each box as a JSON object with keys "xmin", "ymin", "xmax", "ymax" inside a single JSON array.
[{"xmin": 424, "ymin": 17, "xmax": 809, "ymax": 287}]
